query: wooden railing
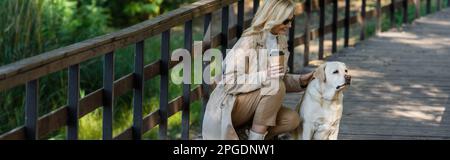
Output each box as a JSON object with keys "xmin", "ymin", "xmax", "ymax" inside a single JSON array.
[{"xmin": 0, "ymin": 0, "xmax": 448, "ymax": 140}]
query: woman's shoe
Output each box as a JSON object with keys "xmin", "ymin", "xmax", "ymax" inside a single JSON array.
[{"xmin": 248, "ymin": 130, "xmax": 267, "ymax": 140}]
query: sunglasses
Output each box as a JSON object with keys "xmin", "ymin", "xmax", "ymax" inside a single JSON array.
[{"xmin": 282, "ymin": 18, "xmax": 294, "ymax": 25}]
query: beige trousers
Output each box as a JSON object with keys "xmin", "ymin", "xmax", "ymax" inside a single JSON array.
[{"xmin": 231, "ymin": 81, "xmax": 300, "ymax": 139}]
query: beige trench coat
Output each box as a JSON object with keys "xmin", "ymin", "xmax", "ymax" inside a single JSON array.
[{"xmin": 202, "ymin": 31, "xmax": 305, "ymax": 140}]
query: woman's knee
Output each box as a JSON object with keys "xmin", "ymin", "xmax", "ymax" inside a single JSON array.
[{"xmin": 281, "ymin": 110, "xmax": 301, "ymax": 130}]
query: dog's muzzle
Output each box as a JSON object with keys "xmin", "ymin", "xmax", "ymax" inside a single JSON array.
[
  {"xmin": 336, "ymin": 75, "xmax": 352, "ymax": 90},
  {"xmin": 345, "ymin": 75, "xmax": 352, "ymax": 85}
]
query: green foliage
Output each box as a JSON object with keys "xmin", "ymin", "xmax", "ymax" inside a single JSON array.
[
  {"xmin": 106, "ymin": 0, "xmax": 162, "ymax": 27},
  {"xmin": 104, "ymin": 0, "xmax": 197, "ymax": 28},
  {"xmin": 124, "ymin": 0, "xmax": 163, "ymax": 16},
  {"xmin": 0, "ymin": 0, "xmax": 110, "ymax": 66},
  {"xmin": 0, "ymin": 0, "xmax": 110, "ymax": 134},
  {"xmin": 61, "ymin": 0, "xmax": 111, "ymax": 43},
  {"xmin": 160, "ymin": 0, "xmax": 197, "ymax": 13},
  {"xmin": 0, "ymin": 0, "xmax": 46, "ymax": 65},
  {"xmin": 0, "ymin": 0, "xmax": 203, "ymax": 137}
]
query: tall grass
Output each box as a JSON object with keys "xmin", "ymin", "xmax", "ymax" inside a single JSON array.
[
  {"xmin": 0, "ymin": 0, "xmax": 113, "ymax": 135},
  {"xmin": 1, "ymin": 0, "xmax": 43, "ymax": 64},
  {"xmin": 0, "ymin": 0, "xmax": 205, "ymax": 139}
]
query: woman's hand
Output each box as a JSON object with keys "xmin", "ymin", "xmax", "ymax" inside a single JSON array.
[
  {"xmin": 267, "ymin": 64, "xmax": 285, "ymax": 79},
  {"xmin": 300, "ymin": 71, "xmax": 315, "ymax": 88}
]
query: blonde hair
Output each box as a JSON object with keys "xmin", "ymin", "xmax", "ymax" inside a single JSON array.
[{"xmin": 242, "ymin": 0, "xmax": 295, "ymax": 36}]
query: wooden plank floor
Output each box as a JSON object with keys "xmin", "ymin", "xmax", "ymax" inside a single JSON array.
[{"xmin": 283, "ymin": 8, "xmax": 450, "ymax": 140}]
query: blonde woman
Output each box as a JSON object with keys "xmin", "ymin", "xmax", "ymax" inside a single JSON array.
[{"xmin": 202, "ymin": 0, "xmax": 314, "ymax": 140}]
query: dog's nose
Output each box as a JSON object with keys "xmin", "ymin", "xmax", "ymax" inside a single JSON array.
[{"xmin": 345, "ymin": 75, "xmax": 351, "ymax": 85}]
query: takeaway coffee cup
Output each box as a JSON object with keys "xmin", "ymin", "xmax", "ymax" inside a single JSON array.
[
  {"xmin": 269, "ymin": 50, "xmax": 285, "ymax": 76},
  {"xmin": 261, "ymin": 50, "xmax": 285, "ymax": 95}
]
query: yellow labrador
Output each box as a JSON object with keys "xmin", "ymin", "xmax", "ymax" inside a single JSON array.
[{"xmin": 295, "ymin": 62, "xmax": 351, "ymax": 140}]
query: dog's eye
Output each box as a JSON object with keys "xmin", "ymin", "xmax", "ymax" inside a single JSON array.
[
  {"xmin": 333, "ymin": 70, "xmax": 339, "ymax": 74},
  {"xmin": 345, "ymin": 70, "xmax": 348, "ymax": 73}
]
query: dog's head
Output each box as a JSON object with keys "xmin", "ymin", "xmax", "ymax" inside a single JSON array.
[{"xmin": 314, "ymin": 61, "xmax": 351, "ymax": 91}]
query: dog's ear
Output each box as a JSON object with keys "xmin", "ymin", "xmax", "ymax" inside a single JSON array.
[{"xmin": 314, "ymin": 63, "xmax": 327, "ymax": 83}]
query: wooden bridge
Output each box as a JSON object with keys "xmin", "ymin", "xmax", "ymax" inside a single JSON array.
[
  {"xmin": 284, "ymin": 7, "xmax": 450, "ymax": 140},
  {"xmin": 1, "ymin": 0, "xmax": 450, "ymax": 140}
]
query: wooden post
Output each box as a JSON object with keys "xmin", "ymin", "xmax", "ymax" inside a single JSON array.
[
  {"xmin": 102, "ymin": 51, "xmax": 114, "ymax": 140},
  {"xmin": 319, "ymin": 0, "xmax": 325, "ymax": 60},
  {"xmin": 132, "ymin": 41, "xmax": 144, "ymax": 140},
  {"xmin": 391, "ymin": 0, "xmax": 396, "ymax": 28},
  {"xmin": 415, "ymin": 0, "xmax": 421, "ymax": 18},
  {"xmin": 221, "ymin": 5, "xmax": 229, "ymax": 57},
  {"xmin": 376, "ymin": 0, "xmax": 382, "ymax": 34},
  {"xmin": 25, "ymin": 79, "xmax": 39, "ymax": 140},
  {"xmin": 181, "ymin": 20, "xmax": 192, "ymax": 140},
  {"xmin": 254, "ymin": 0, "xmax": 260, "ymax": 15},
  {"xmin": 200, "ymin": 13, "xmax": 212, "ymax": 134},
  {"xmin": 360, "ymin": 0, "xmax": 366, "ymax": 41},
  {"xmin": 68, "ymin": 64, "xmax": 79, "ymax": 140},
  {"xmin": 304, "ymin": 0, "xmax": 311, "ymax": 66},
  {"xmin": 237, "ymin": 0, "xmax": 244, "ymax": 38},
  {"xmin": 160, "ymin": 30, "xmax": 170, "ymax": 140},
  {"xmin": 288, "ymin": 17, "xmax": 295, "ymax": 73},
  {"xmin": 344, "ymin": 0, "xmax": 350, "ymax": 47},
  {"xmin": 332, "ymin": 0, "xmax": 338, "ymax": 53},
  {"xmin": 403, "ymin": 0, "xmax": 409, "ymax": 24}
]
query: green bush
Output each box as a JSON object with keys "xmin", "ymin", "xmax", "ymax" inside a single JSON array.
[{"xmin": 0, "ymin": 0, "xmax": 203, "ymax": 139}]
